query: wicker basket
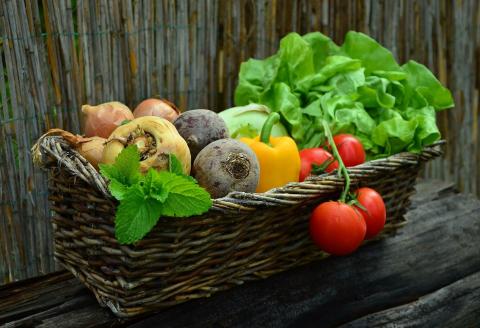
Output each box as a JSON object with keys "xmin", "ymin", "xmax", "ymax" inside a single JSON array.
[{"xmin": 33, "ymin": 135, "xmax": 444, "ymax": 317}]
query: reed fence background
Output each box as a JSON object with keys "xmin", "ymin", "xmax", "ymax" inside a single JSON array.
[{"xmin": 0, "ymin": 0, "xmax": 478, "ymax": 284}]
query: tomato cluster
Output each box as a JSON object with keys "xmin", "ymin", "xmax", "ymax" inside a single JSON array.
[
  {"xmin": 309, "ymin": 187, "xmax": 386, "ymax": 255},
  {"xmin": 299, "ymin": 134, "xmax": 387, "ymax": 256},
  {"xmin": 299, "ymin": 134, "xmax": 366, "ymax": 181}
]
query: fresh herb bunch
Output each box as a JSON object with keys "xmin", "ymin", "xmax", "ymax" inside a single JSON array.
[{"xmin": 99, "ymin": 145, "xmax": 212, "ymax": 244}]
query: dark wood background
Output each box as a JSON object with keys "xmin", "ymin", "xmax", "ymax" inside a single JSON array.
[{"xmin": 0, "ymin": 0, "xmax": 478, "ymax": 284}]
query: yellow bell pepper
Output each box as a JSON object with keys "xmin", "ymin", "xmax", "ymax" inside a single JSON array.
[{"xmin": 240, "ymin": 113, "xmax": 300, "ymax": 192}]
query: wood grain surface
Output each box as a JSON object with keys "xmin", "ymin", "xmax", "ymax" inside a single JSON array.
[{"xmin": 1, "ymin": 180, "xmax": 479, "ymax": 327}]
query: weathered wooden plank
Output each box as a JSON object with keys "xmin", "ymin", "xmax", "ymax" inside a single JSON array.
[
  {"xmin": 1, "ymin": 180, "xmax": 478, "ymax": 328},
  {"xmin": 409, "ymin": 179, "xmax": 456, "ymax": 207},
  {"xmin": 22, "ymin": 300, "xmax": 117, "ymax": 328},
  {"xmin": 0, "ymin": 273, "xmax": 123, "ymax": 327},
  {"xmin": 0, "ymin": 272, "xmax": 86, "ymax": 323},
  {"xmin": 340, "ymin": 271, "xmax": 480, "ymax": 328}
]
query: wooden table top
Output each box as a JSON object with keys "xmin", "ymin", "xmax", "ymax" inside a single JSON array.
[{"xmin": 1, "ymin": 179, "xmax": 479, "ymax": 328}]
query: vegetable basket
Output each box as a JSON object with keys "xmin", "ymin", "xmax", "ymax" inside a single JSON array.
[{"xmin": 33, "ymin": 135, "xmax": 444, "ymax": 317}]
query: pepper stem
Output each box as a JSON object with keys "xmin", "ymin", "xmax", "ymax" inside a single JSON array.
[
  {"xmin": 260, "ymin": 112, "xmax": 280, "ymax": 144},
  {"xmin": 322, "ymin": 121, "xmax": 350, "ymax": 202}
]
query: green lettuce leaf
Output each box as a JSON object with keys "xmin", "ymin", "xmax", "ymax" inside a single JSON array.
[
  {"xmin": 262, "ymin": 82, "xmax": 303, "ymax": 142},
  {"xmin": 404, "ymin": 106, "xmax": 441, "ymax": 152},
  {"xmin": 371, "ymin": 117, "xmax": 418, "ymax": 155},
  {"xmin": 357, "ymin": 76, "xmax": 396, "ymax": 109},
  {"xmin": 233, "ymin": 30, "xmax": 454, "ymax": 158},
  {"xmin": 234, "ymin": 55, "xmax": 280, "ymax": 105},
  {"xmin": 277, "ymin": 33, "xmax": 315, "ymax": 88},
  {"xmin": 334, "ymin": 104, "xmax": 376, "ymax": 136},
  {"xmin": 341, "ymin": 31, "xmax": 401, "ymax": 74},
  {"xmin": 402, "ymin": 60, "xmax": 454, "ymax": 110},
  {"xmin": 302, "ymin": 32, "xmax": 341, "ymax": 70}
]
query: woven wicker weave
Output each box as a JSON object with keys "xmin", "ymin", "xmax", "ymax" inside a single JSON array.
[{"xmin": 34, "ymin": 135, "xmax": 444, "ymax": 317}]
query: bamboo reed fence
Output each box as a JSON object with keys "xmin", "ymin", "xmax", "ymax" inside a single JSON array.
[{"xmin": 0, "ymin": 0, "xmax": 478, "ymax": 285}]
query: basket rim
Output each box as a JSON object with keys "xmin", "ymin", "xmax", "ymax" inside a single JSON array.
[{"xmin": 33, "ymin": 135, "xmax": 444, "ymax": 213}]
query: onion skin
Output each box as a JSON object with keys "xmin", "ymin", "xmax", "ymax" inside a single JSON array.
[
  {"xmin": 83, "ymin": 101, "xmax": 134, "ymax": 138},
  {"xmin": 102, "ymin": 116, "xmax": 191, "ymax": 174},
  {"xmin": 133, "ymin": 98, "xmax": 180, "ymax": 122},
  {"xmin": 32, "ymin": 128, "xmax": 105, "ymax": 170},
  {"xmin": 75, "ymin": 137, "xmax": 105, "ymax": 169}
]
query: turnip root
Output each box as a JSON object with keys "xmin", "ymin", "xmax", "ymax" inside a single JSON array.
[
  {"xmin": 193, "ymin": 139, "xmax": 259, "ymax": 198},
  {"xmin": 173, "ymin": 109, "xmax": 229, "ymax": 163},
  {"xmin": 102, "ymin": 116, "xmax": 191, "ymax": 174}
]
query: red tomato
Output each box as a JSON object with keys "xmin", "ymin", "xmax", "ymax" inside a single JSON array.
[
  {"xmin": 355, "ymin": 187, "xmax": 386, "ymax": 239},
  {"xmin": 309, "ymin": 201, "xmax": 366, "ymax": 256},
  {"xmin": 332, "ymin": 134, "xmax": 366, "ymax": 167},
  {"xmin": 299, "ymin": 148, "xmax": 339, "ymax": 182}
]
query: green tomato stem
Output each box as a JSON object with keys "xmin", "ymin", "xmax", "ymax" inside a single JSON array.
[
  {"xmin": 260, "ymin": 112, "xmax": 280, "ymax": 144},
  {"xmin": 322, "ymin": 120, "xmax": 350, "ymax": 202}
]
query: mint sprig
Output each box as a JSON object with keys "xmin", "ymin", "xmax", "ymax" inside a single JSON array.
[
  {"xmin": 155, "ymin": 171, "xmax": 213, "ymax": 217},
  {"xmin": 100, "ymin": 145, "xmax": 141, "ymax": 187},
  {"xmin": 168, "ymin": 153, "xmax": 185, "ymax": 175},
  {"xmin": 99, "ymin": 148, "xmax": 212, "ymax": 244},
  {"xmin": 115, "ymin": 184, "xmax": 164, "ymax": 244}
]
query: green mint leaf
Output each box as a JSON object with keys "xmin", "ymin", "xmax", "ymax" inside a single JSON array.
[
  {"xmin": 143, "ymin": 169, "xmax": 169, "ymax": 202},
  {"xmin": 115, "ymin": 184, "xmax": 163, "ymax": 244},
  {"xmin": 115, "ymin": 145, "xmax": 142, "ymax": 185},
  {"xmin": 169, "ymin": 153, "xmax": 185, "ymax": 175},
  {"xmin": 142, "ymin": 169, "xmax": 156, "ymax": 194},
  {"xmin": 108, "ymin": 179, "xmax": 129, "ymax": 200},
  {"xmin": 150, "ymin": 189, "xmax": 169, "ymax": 203},
  {"xmin": 99, "ymin": 163, "xmax": 121, "ymax": 183},
  {"xmin": 156, "ymin": 171, "xmax": 212, "ymax": 217},
  {"xmin": 167, "ymin": 153, "xmax": 197, "ymax": 183},
  {"xmin": 99, "ymin": 145, "xmax": 141, "ymax": 186},
  {"xmin": 183, "ymin": 175, "xmax": 199, "ymax": 184}
]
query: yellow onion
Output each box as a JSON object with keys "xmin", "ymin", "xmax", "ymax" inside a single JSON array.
[
  {"xmin": 32, "ymin": 128, "xmax": 106, "ymax": 169},
  {"xmin": 82, "ymin": 101, "xmax": 134, "ymax": 138},
  {"xmin": 75, "ymin": 137, "xmax": 105, "ymax": 169},
  {"xmin": 102, "ymin": 116, "xmax": 191, "ymax": 174},
  {"xmin": 133, "ymin": 98, "xmax": 180, "ymax": 122}
]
